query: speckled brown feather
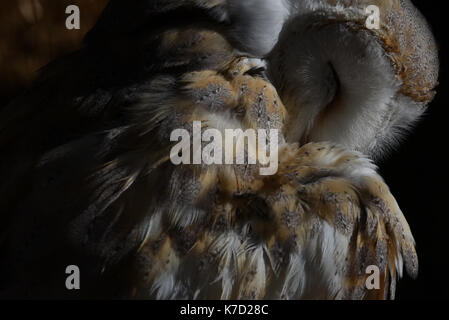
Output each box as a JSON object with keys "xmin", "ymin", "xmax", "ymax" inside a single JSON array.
[
  {"xmin": 0, "ymin": 0, "xmax": 424, "ymax": 299},
  {"xmin": 122, "ymin": 57, "xmax": 417, "ymax": 299}
]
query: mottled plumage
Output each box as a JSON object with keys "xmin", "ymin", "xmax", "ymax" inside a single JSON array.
[{"xmin": 0, "ymin": 0, "xmax": 437, "ymax": 299}]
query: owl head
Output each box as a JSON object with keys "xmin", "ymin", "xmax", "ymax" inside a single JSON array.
[
  {"xmin": 86, "ymin": 0, "xmax": 438, "ymax": 159},
  {"xmin": 266, "ymin": 0, "xmax": 439, "ymax": 158}
]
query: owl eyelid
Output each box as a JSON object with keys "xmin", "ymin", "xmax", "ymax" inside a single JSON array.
[{"xmin": 244, "ymin": 66, "xmax": 267, "ymax": 78}]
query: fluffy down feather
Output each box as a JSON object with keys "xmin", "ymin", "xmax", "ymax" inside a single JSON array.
[{"xmin": 0, "ymin": 0, "xmax": 433, "ymax": 299}]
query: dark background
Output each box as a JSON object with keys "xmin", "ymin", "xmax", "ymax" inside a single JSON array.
[
  {"xmin": 379, "ymin": 0, "xmax": 449, "ymax": 300},
  {"xmin": 0, "ymin": 0, "xmax": 447, "ymax": 300}
]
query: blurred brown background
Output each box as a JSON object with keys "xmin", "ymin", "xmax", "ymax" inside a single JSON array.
[{"xmin": 0, "ymin": 0, "xmax": 108, "ymax": 107}]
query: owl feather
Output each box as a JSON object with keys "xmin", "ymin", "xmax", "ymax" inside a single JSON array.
[{"xmin": 0, "ymin": 0, "xmax": 436, "ymax": 299}]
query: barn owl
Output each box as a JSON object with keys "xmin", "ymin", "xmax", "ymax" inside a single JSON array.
[{"xmin": 0, "ymin": 0, "xmax": 438, "ymax": 299}]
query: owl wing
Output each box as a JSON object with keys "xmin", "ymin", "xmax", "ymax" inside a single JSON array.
[
  {"xmin": 227, "ymin": 142, "xmax": 418, "ymax": 300},
  {"xmin": 0, "ymin": 1, "xmax": 419, "ymax": 299},
  {"xmin": 120, "ymin": 57, "xmax": 417, "ymax": 299},
  {"xmin": 133, "ymin": 144, "xmax": 418, "ymax": 299},
  {"xmin": 0, "ymin": 40, "xmax": 416, "ymax": 299}
]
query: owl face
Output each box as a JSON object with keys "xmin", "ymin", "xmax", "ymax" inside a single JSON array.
[
  {"xmin": 87, "ymin": 0, "xmax": 438, "ymax": 157},
  {"xmin": 266, "ymin": 0, "xmax": 439, "ymax": 158}
]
